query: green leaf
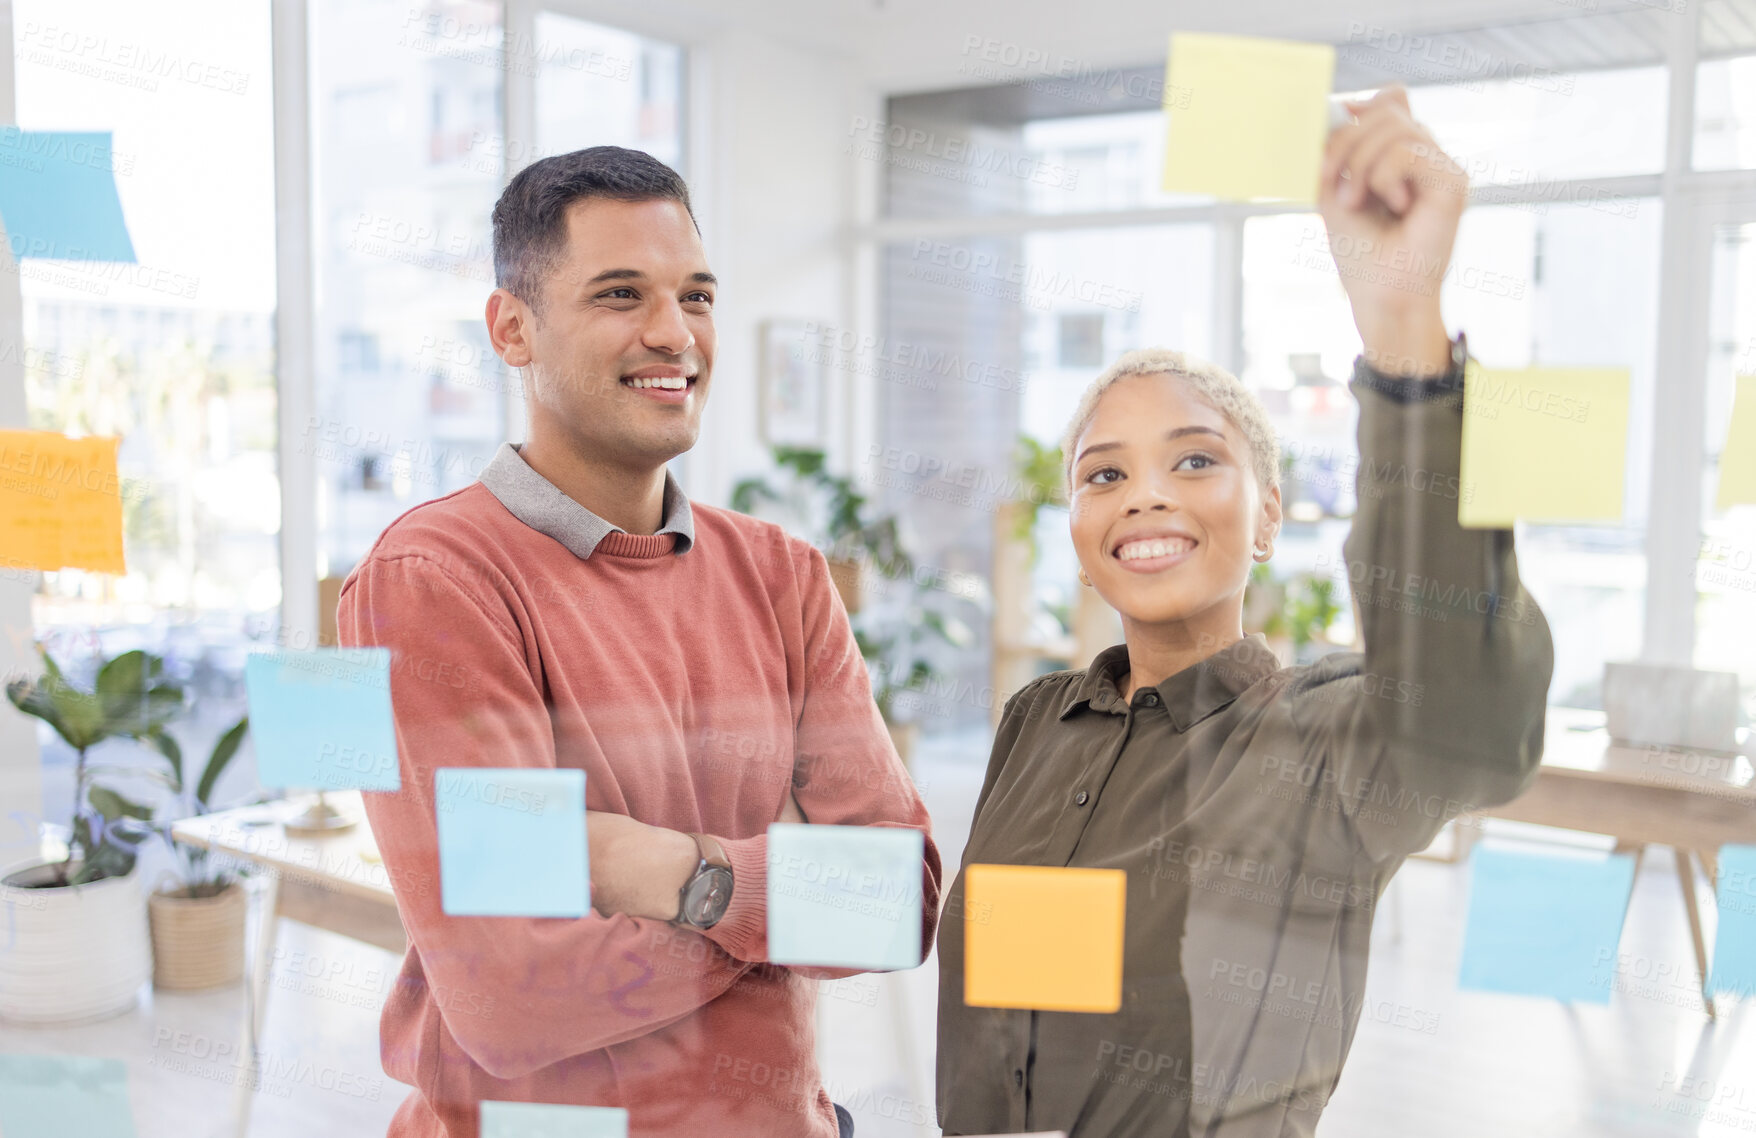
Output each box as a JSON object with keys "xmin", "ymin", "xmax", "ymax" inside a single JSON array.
[
  {"xmin": 41, "ymin": 661, "xmax": 104, "ymax": 750},
  {"xmin": 96, "ymin": 651, "xmax": 184, "ymax": 734},
  {"xmin": 95, "ymin": 649, "xmax": 158, "ymax": 706},
  {"xmin": 82, "ymin": 764, "xmax": 179, "ymax": 793},
  {"xmin": 88, "ymin": 785, "xmax": 154, "ymax": 822},
  {"xmin": 139, "ymin": 730, "xmax": 184, "ymax": 791},
  {"xmin": 729, "ymin": 478, "xmax": 778, "ymax": 515},
  {"xmin": 774, "ymin": 446, "xmax": 826, "ymax": 478},
  {"xmin": 6, "ymin": 676, "xmax": 70, "ymax": 743},
  {"xmin": 196, "ymin": 717, "xmax": 248, "ymax": 810},
  {"xmin": 70, "ymin": 840, "xmax": 137, "ymax": 885}
]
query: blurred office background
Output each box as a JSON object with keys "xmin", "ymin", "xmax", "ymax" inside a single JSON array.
[{"xmin": 1, "ymin": 0, "xmax": 1754, "ymax": 1135}]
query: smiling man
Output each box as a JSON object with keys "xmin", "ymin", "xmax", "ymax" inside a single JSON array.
[{"xmin": 338, "ymin": 147, "xmax": 939, "ymax": 1138}]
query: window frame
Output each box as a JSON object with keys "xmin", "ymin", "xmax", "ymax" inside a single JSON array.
[{"xmin": 859, "ymin": 15, "xmax": 1756, "ymax": 673}]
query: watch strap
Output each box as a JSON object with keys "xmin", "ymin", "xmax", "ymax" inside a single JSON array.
[
  {"xmin": 1352, "ymin": 330, "xmax": 1468, "ymax": 404},
  {"xmin": 690, "ymin": 832, "xmax": 731, "ymax": 869}
]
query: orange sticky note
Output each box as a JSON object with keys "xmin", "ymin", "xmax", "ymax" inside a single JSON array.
[
  {"xmin": 964, "ymin": 864, "xmax": 1125, "ymax": 1013},
  {"xmin": 0, "ymin": 430, "xmax": 126, "ymax": 574}
]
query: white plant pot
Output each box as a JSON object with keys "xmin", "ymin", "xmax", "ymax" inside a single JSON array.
[{"xmin": 0, "ymin": 858, "xmax": 151, "ymax": 1024}]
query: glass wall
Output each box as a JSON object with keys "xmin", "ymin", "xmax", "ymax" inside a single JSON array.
[
  {"xmin": 878, "ymin": 40, "xmax": 1699, "ymax": 726},
  {"xmin": 11, "ymin": 0, "xmax": 278, "ymax": 805},
  {"xmin": 532, "ymin": 12, "xmax": 683, "ymax": 168},
  {"xmin": 307, "ymin": 0, "xmax": 508, "ymax": 581},
  {"xmin": 1698, "ymin": 220, "xmax": 1756, "ymax": 715}
]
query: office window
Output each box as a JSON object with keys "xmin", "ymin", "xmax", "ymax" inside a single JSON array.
[
  {"xmin": 1238, "ymin": 212, "xmax": 1364, "ymax": 656},
  {"xmin": 1699, "ymin": 220, "xmax": 1756, "ymax": 714},
  {"xmin": 11, "ymin": 0, "xmax": 278, "ymax": 701},
  {"xmin": 1056, "ymin": 312, "xmax": 1105, "ymax": 369},
  {"xmin": 1406, "ymin": 66, "xmax": 1669, "ymax": 185},
  {"xmin": 308, "ymin": 0, "xmax": 507, "ymax": 579},
  {"xmin": 1697, "ymin": 54, "xmax": 1756, "ymax": 170},
  {"xmin": 532, "ymin": 13, "xmax": 684, "ymax": 168}
]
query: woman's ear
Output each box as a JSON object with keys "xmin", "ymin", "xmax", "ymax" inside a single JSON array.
[{"xmin": 1254, "ymin": 482, "xmax": 1284, "ymax": 560}]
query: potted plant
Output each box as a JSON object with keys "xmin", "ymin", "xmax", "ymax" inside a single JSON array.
[
  {"xmin": 0, "ymin": 648, "xmax": 181, "ymax": 1022},
  {"xmin": 145, "ymin": 716, "xmax": 250, "ymax": 991},
  {"xmin": 732, "ymin": 446, "xmax": 909, "ymax": 615},
  {"xmin": 1006, "ymin": 435, "xmax": 1068, "ymax": 564},
  {"xmin": 733, "ymin": 446, "xmax": 965, "ymax": 765},
  {"xmin": 1249, "ymin": 565, "xmax": 1343, "ymax": 665}
]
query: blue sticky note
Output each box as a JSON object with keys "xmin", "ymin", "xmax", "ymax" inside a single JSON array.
[
  {"xmin": 0, "ymin": 1054, "xmax": 137, "ymax": 1138},
  {"xmin": 0, "ymin": 130, "xmax": 136, "ymax": 262},
  {"xmin": 481, "ymin": 1100, "xmax": 628, "ymax": 1137},
  {"xmin": 1710, "ymin": 844, "xmax": 1756, "ymax": 1000},
  {"xmin": 244, "ymin": 648, "xmax": 400, "ymax": 791},
  {"xmin": 437, "ymin": 768, "xmax": 588, "ymax": 917},
  {"xmin": 1458, "ymin": 845, "xmax": 1635, "ymax": 1004},
  {"xmin": 766, "ymin": 823, "xmax": 924, "ymax": 970}
]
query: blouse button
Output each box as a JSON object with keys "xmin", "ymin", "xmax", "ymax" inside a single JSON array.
[
  {"xmin": 1014, "ymin": 1068, "xmax": 1025, "ymax": 1088},
  {"xmin": 1141, "ymin": 691, "xmax": 1160, "ymax": 706},
  {"xmin": 1075, "ymin": 790, "xmax": 1089, "ymax": 806}
]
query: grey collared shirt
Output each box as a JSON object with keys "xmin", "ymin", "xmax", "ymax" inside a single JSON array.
[{"xmin": 477, "ymin": 442, "xmax": 694, "ymax": 558}]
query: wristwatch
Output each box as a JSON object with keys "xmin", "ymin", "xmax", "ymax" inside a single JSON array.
[{"xmin": 674, "ymin": 833, "xmax": 734, "ymax": 929}]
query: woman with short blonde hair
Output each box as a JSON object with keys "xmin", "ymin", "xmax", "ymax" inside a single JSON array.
[{"xmin": 936, "ymin": 87, "xmax": 1553, "ymax": 1138}]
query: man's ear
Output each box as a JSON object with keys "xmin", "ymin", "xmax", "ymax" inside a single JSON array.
[{"xmin": 486, "ymin": 287, "xmax": 534, "ymax": 368}]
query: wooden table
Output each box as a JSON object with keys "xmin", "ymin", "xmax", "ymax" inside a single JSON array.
[
  {"xmin": 171, "ymin": 792, "xmax": 404, "ymax": 1137},
  {"xmin": 1466, "ymin": 708, "xmax": 1755, "ymax": 1018}
]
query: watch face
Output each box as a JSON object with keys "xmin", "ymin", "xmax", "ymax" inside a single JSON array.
[{"xmin": 683, "ymin": 867, "xmax": 734, "ymax": 927}]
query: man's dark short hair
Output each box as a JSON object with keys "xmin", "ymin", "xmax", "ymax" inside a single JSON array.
[{"xmin": 491, "ymin": 146, "xmax": 696, "ymax": 313}]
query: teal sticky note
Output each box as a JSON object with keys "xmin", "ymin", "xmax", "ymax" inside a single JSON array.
[
  {"xmin": 244, "ymin": 649, "xmax": 400, "ymax": 791},
  {"xmin": 767, "ymin": 823, "xmax": 924, "ymax": 970},
  {"xmin": 1710, "ymin": 844, "xmax": 1756, "ymax": 1000},
  {"xmin": 1458, "ymin": 845, "xmax": 1635, "ymax": 1004},
  {"xmin": 0, "ymin": 130, "xmax": 136, "ymax": 262},
  {"xmin": 437, "ymin": 768, "xmax": 588, "ymax": 917},
  {"xmin": 0, "ymin": 1054, "xmax": 137, "ymax": 1138},
  {"xmin": 481, "ymin": 1100, "xmax": 628, "ymax": 1137}
]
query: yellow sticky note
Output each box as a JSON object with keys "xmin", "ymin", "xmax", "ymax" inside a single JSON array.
[
  {"xmin": 964, "ymin": 864, "xmax": 1125, "ymax": 1013},
  {"xmin": 1160, "ymin": 33, "xmax": 1336, "ymax": 202},
  {"xmin": 0, "ymin": 430, "xmax": 126, "ymax": 574},
  {"xmin": 1715, "ymin": 375, "xmax": 1756, "ymax": 510},
  {"xmin": 1459, "ymin": 365, "xmax": 1629, "ymax": 528}
]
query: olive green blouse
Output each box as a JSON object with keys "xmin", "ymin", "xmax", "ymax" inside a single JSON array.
[{"xmin": 936, "ymin": 349, "xmax": 1555, "ymax": 1137}]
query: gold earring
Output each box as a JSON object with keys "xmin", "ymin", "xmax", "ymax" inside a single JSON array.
[
  {"xmin": 1253, "ymin": 544, "xmax": 1272, "ymax": 562},
  {"xmin": 1078, "ymin": 567, "xmax": 1092, "ymax": 587}
]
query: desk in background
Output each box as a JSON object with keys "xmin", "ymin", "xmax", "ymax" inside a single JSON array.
[
  {"xmin": 1470, "ymin": 708, "xmax": 1755, "ymax": 1018},
  {"xmin": 172, "ymin": 793, "xmax": 402, "ymax": 1137}
]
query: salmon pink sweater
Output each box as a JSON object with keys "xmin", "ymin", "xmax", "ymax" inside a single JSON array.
[{"xmin": 337, "ymin": 454, "xmax": 940, "ymax": 1138}]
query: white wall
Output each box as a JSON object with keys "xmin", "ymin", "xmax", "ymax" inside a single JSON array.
[{"xmin": 686, "ymin": 27, "xmax": 876, "ymax": 505}]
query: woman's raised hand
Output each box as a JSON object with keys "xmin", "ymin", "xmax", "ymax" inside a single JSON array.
[{"xmin": 1317, "ymin": 84, "xmax": 1467, "ymax": 378}]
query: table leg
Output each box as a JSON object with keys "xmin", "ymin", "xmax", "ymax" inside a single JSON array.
[
  {"xmin": 1673, "ymin": 847, "xmax": 1717, "ymax": 1022},
  {"xmin": 232, "ymin": 870, "xmax": 284, "ymax": 1138}
]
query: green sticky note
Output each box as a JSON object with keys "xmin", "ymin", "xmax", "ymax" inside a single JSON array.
[
  {"xmin": 1459, "ymin": 364, "xmax": 1630, "ymax": 527},
  {"xmin": 1714, "ymin": 375, "xmax": 1756, "ymax": 511},
  {"xmin": 1160, "ymin": 32, "xmax": 1336, "ymax": 202},
  {"xmin": 480, "ymin": 1100, "xmax": 628, "ymax": 1137},
  {"xmin": 0, "ymin": 1054, "xmax": 137, "ymax": 1138}
]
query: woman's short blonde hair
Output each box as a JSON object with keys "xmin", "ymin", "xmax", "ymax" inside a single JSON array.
[{"xmin": 1059, "ymin": 348, "xmax": 1280, "ymax": 495}]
